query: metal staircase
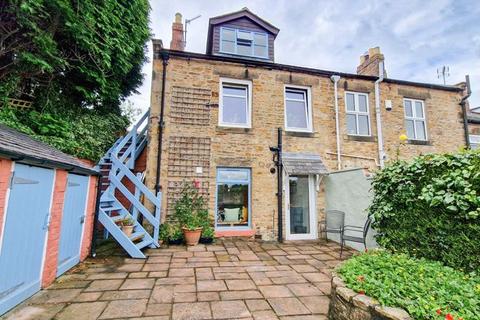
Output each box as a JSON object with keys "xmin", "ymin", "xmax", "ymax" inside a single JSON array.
[{"xmin": 96, "ymin": 111, "xmax": 162, "ymax": 258}]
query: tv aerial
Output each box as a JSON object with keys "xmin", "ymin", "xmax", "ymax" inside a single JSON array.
[
  {"xmin": 184, "ymin": 14, "xmax": 201, "ymax": 48},
  {"xmin": 437, "ymin": 66, "xmax": 450, "ymax": 85}
]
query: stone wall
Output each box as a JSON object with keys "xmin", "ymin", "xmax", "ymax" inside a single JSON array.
[
  {"xmin": 146, "ymin": 54, "xmax": 466, "ymax": 240},
  {"xmin": 329, "ymin": 273, "xmax": 412, "ymax": 320}
]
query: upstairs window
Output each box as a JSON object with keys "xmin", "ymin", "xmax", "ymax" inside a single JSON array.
[
  {"xmin": 404, "ymin": 98, "xmax": 427, "ymax": 141},
  {"xmin": 219, "ymin": 78, "xmax": 252, "ymax": 128},
  {"xmin": 345, "ymin": 92, "xmax": 370, "ymax": 136},
  {"xmin": 220, "ymin": 27, "xmax": 268, "ymax": 58},
  {"xmin": 284, "ymin": 86, "xmax": 312, "ymax": 132}
]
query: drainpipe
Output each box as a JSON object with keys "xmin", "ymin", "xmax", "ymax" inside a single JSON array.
[
  {"xmin": 155, "ymin": 51, "xmax": 169, "ymax": 194},
  {"xmin": 330, "ymin": 75, "xmax": 342, "ymax": 170},
  {"xmin": 460, "ymin": 75, "xmax": 471, "ymax": 149},
  {"xmin": 270, "ymin": 128, "xmax": 283, "ymax": 242},
  {"xmin": 374, "ymin": 61, "xmax": 385, "ymax": 168}
]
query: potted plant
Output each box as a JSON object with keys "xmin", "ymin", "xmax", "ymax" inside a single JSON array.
[
  {"xmin": 173, "ymin": 181, "xmax": 208, "ymax": 246},
  {"xmin": 182, "ymin": 214, "xmax": 203, "ymax": 246},
  {"xmin": 120, "ymin": 218, "xmax": 135, "ymax": 237},
  {"xmin": 199, "ymin": 224, "xmax": 215, "ymax": 244},
  {"xmin": 159, "ymin": 222, "xmax": 184, "ymax": 245},
  {"xmin": 199, "ymin": 210, "xmax": 215, "ymax": 244},
  {"xmin": 168, "ymin": 223, "xmax": 184, "ymax": 245}
]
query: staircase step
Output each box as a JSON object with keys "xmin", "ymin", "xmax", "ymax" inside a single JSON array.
[
  {"xmin": 130, "ymin": 231, "xmax": 146, "ymax": 242},
  {"xmin": 102, "ymin": 205, "xmax": 123, "ymax": 212},
  {"xmin": 136, "ymin": 238, "xmax": 153, "ymax": 250}
]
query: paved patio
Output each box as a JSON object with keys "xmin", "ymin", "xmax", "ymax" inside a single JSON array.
[{"xmin": 3, "ymin": 239, "xmax": 352, "ymax": 320}]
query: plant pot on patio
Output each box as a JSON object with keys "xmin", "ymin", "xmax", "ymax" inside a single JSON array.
[{"xmin": 182, "ymin": 227, "xmax": 203, "ymax": 246}]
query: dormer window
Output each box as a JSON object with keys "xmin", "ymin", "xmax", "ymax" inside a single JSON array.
[{"xmin": 220, "ymin": 27, "xmax": 268, "ymax": 59}]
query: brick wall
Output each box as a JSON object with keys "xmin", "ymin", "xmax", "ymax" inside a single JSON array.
[
  {"xmin": 80, "ymin": 175, "xmax": 98, "ymax": 261},
  {"xmin": 146, "ymin": 56, "xmax": 465, "ymax": 240},
  {"xmin": 42, "ymin": 169, "xmax": 68, "ymax": 288},
  {"xmin": 0, "ymin": 158, "xmax": 13, "ymax": 241}
]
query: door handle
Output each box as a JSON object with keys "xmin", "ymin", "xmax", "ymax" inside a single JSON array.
[
  {"xmin": 43, "ymin": 212, "xmax": 51, "ymax": 230},
  {"xmin": 80, "ymin": 216, "xmax": 85, "ymax": 224}
]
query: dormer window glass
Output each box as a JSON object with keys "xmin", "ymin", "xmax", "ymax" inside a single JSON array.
[{"xmin": 220, "ymin": 27, "xmax": 268, "ymax": 59}]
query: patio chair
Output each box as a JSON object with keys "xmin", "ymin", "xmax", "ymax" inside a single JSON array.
[
  {"xmin": 341, "ymin": 216, "xmax": 372, "ymax": 257},
  {"xmin": 320, "ymin": 210, "xmax": 345, "ymax": 242}
]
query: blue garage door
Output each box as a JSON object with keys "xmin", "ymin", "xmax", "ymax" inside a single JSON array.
[
  {"xmin": 0, "ymin": 164, "xmax": 54, "ymax": 315},
  {"xmin": 57, "ymin": 173, "xmax": 89, "ymax": 276}
]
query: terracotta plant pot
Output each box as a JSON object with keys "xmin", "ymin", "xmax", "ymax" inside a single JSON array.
[
  {"xmin": 182, "ymin": 227, "xmax": 203, "ymax": 246},
  {"xmin": 122, "ymin": 225, "xmax": 134, "ymax": 237}
]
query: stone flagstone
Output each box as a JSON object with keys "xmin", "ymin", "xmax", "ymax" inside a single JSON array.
[{"xmin": 3, "ymin": 239, "xmax": 350, "ymax": 320}]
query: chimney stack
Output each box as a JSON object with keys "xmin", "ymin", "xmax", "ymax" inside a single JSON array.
[
  {"xmin": 170, "ymin": 13, "xmax": 185, "ymax": 51},
  {"xmin": 357, "ymin": 47, "xmax": 387, "ymax": 77}
]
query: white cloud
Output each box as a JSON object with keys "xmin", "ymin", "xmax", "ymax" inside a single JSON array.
[{"xmin": 127, "ymin": 0, "xmax": 480, "ymax": 116}]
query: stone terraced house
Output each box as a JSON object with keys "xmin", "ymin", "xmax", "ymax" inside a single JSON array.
[{"xmin": 144, "ymin": 8, "xmax": 471, "ymax": 242}]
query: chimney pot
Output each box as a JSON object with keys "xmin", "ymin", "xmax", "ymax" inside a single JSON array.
[{"xmin": 175, "ymin": 12, "xmax": 182, "ymax": 23}]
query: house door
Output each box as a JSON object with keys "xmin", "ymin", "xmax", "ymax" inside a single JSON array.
[
  {"xmin": 286, "ymin": 175, "xmax": 317, "ymax": 240},
  {"xmin": 0, "ymin": 164, "xmax": 54, "ymax": 315},
  {"xmin": 57, "ymin": 174, "xmax": 89, "ymax": 276}
]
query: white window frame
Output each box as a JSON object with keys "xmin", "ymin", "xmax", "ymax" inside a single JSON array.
[
  {"xmin": 284, "ymin": 85, "xmax": 313, "ymax": 133},
  {"xmin": 470, "ymin": 134, "xmax": 480, "ymax": 150},
  {"xmin": 219, "ymin": 78, "xmax": 252, "ymax": 128},
  {"xmin": 403, "ymin": 98, "xmax": 428, "ymax": 141},
  {"xmin": 219, "ymin": 27, "xmax": 269, "ymax": 59},
  {"xmin": 345, "ymin": 91, "xmax": 371, "ymax": 136}
]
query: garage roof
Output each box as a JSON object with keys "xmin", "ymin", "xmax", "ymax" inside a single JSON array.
[{"xmin": 0, "ymin": 124, "xmax": 98, "ymax": 175}]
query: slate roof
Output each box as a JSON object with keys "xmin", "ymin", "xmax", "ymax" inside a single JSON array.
[
  {"xmin": 282, "ymin": 152, "xmax": 328, "ymax": 175},
  {"xmin": 0, "ymin": 124, "xmax": 97, "ymax": 175}
]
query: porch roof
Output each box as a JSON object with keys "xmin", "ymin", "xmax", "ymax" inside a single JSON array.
[{"xmin": 282, "ymin": 152, "xmax": 328, "ymax": 175}]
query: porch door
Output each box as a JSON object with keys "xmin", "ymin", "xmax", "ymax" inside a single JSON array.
[{"xmin": 286, "ymin": 175, "xmax": 316, "ymax": 240}]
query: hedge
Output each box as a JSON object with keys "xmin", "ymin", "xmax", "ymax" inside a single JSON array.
[
  {"xmin": 338, "ymin": 251, "xmax": 480, "ymax": 320},
  {"xmin": 369, "ymin": 150, "xmax": 480, "ymax": 272}
]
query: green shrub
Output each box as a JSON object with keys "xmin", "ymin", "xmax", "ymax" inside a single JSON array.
[
  {"xmin": 338, "ymin": 251, "xmax": 480, "ymax": 320},
  {"xmin": 369, "ymin": 150, "xmax": 480, "ymax": 272}
]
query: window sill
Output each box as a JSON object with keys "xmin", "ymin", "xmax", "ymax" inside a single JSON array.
[
  {"xmin": 216, "ymin": 126, "xmax": 253, "ymax": 134},
  {"xmin": 215, "ymin": 229, "xmax": 255, "ymax": 238},
  {"xmin": 285, "ymin": 131, "xmax": 316, "ymax": 138},
  {"xmin": 407, "ymin": 139, "xmax": 431, "ymax": 146},
  {"xmin": 345, "ymin": 135, "xmax": 376, "ymax": 142}
]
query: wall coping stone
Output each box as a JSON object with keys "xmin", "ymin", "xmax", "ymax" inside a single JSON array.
[{"xmin": 328, "ymin": 271, "xmax": 412, "ymax": 320}]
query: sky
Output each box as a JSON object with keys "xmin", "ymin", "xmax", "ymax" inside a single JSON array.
[{"xmin": 128, "ymin": 0, "xmax": 480, "ymax": 115}]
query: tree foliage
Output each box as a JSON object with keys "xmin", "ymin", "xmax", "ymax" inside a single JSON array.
[
  {"xmin": 0, "ymin": 106, "xmax": 129, "ymax": 161},
  {"xmin": 0, "ymin": 0, "xmax": 150, "ymax": 114},
  {"xmin": 369, "ymin": 150, "xmax": 480, "ymax": 272}
]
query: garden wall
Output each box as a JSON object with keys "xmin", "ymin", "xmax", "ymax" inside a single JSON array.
[{"xmin": 324, "ymin": 168, "xmax": 377, "ymax": 251}]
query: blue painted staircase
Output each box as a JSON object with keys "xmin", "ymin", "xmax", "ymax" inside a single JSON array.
[{"xmin": 96, "ymin": 111, "xmax": 162, "ymax": 258}]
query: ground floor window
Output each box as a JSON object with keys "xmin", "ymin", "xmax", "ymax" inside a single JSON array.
[{"xmin": 216, "ymin": 168, "xmax": 250, "ymax": 228}]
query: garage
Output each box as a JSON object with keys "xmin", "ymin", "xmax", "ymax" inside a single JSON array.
[{"xmin": 0, "ymin": 124, "xmax": 98, "ymax": 315}]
